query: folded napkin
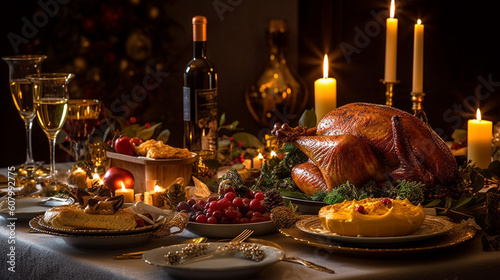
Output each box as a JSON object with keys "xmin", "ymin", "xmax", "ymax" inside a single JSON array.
[{"xmin": 126, "ymin": 201, "xmax": 175, "ymax": 225}]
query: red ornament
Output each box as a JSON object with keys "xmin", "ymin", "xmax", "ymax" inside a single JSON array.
[{"xmin": 103, "ymin": 167, "xmax": 135, "ymax": 190}]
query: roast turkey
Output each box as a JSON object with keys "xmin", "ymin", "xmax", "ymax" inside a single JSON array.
[{"xmin": 272, "ymin": 103, "xmax": 458, "ymax": 196}]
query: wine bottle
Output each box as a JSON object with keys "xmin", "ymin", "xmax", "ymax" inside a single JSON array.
[{"xmin": 183, "ymin": 16, "xmax": 218, "ymax": 159}]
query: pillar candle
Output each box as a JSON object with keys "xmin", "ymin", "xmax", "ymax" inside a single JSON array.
[
  {"xmin": 412, "ymin": 19, "xmax": 424, "ymax": 93},
  {"xmin": 115, "ymin": 182, "xmax": 134, "ymax": 203},
  {"xmin": 314, "ymin": 54, "xmax": 337, "ymax": 121},
  {"xmin": 384, "ymin": 0, "xmax": 398, "ymax": 82},
  {"xmin": 467, "ymin": 109, "xmax": 492, "ymax": 169}
]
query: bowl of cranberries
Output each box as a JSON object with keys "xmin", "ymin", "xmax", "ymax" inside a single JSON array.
[{"xmin": 178, "ymin": 188, "xmax": 277, "ymax": 238}]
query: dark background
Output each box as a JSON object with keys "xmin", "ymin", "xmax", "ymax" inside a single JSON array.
[{"xmin": 1, "ymin": 0, "xmax": 499, "ymax": 167}]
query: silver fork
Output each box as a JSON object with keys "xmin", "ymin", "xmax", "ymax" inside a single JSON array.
[{"xmin": 176, "ymin": 229, "xmax": 254, "ymax": 265}]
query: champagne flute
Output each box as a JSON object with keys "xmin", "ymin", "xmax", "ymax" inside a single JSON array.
[
  {"xmin": 63, "ymin": 99, "xmax": 102, "ymax": 161},
  {"xmin": 29, "ymin": 73, "xmax": 74, "ymax": 182},
  {"xmin": 2, "ymin": 55, "xmax": 47, "ymax": 170}
]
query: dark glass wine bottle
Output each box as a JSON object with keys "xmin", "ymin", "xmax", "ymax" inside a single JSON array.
[{"xmin": 183, "ymin": 16, "xmax": 218, "ymax": 160}]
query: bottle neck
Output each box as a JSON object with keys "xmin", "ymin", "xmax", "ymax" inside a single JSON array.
[{"xmin": 193, "ymin": 41, "xmax": 207, "ymax": 58}]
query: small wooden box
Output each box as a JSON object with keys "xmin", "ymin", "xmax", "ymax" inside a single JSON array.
[{"xmin": 106, "ymin": 152, "xmax": 197, "ymax": 193}]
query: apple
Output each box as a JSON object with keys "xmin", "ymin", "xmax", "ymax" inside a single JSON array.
[
  {"xmin": 114, "ymin": 137, "xmax": 135, "ymax": 156},
  {"xmin": 103, "ymin": 167, "xmax": 135, "ymax": 190},
  {"xmin": 130, "ymin": 137, "xmax": 143, "ymax": 146}
]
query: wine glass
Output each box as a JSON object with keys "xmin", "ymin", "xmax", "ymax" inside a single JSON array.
[
  {"xmin": 63, "ymin": 99, "xmax": 102, "ymax": 161},
  {"xmin": 2, "ymin": 55, "xmax": 47, "ymax": 170},
  {"xmin": 29, "ymin": 73, "xmax": 74, "ymax": 182}
]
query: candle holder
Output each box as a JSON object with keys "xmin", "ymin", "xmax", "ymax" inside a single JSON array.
[
  {"xmin": 411, "ymin": 91, "xmax": 425, "ymax": 115},
  {"xmin": 380, "ymin": 80, "xmax": 399, "ymax": 106}
]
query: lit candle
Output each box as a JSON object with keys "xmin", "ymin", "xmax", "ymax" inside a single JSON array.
[
  {"xmin": 314, "ymin": 54, "xmax": 337, "ymax": 121},
  {"xmin": 151, "ymin": 184, "xmax": 164, "ymax": 207},
  {"xmin": 115, "ymin": 181, "xmax": 134, "ymax": 203},
  {"xmin": 384, "ymin": 0, "xmax": 398, "ymax": 82},
  {"xmin": 412, "ymin": 19, "xmax": 424, "ymax": 93},
  {"xmin": 144, "ymin": 192, "xmax": 153, "ymax": 205},
  {"xmin": 467, "ymin": 109, "xmax": 492, "ymax": 169},
  {"xmin": 252, "ymin": 153, "xmax": 264, "ymax": 169},
  {"xmin": 270, "ymin": 150, "xmax": 277, "ymax": 158}
]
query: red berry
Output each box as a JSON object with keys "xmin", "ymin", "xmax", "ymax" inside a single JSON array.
[
  {"xmin": 240, "ymin": 217, "xmax": 250, "ymax": 223},
  {"xmin": 208, "ymin": 197, "xmax": 217, "ymax": 203},
  {"xmin": 232, "ymin": 197, "xmax": 243, "ymax": 207},
  {"xmin": 218, "ymin": 198, "xmax": 230, "ymax": 210},
  {"xmin": 242, "ymin": 198, "xmax": 250, "ymax": 206},
  {"xmin": 211, "ymin": 210, "xmax": 222, "ymax": 220},
  {"xmin": 254, "ymin": 192, "xmax": 264, "ymax": 201},
  {"xmin": 252, "ymin": 212, "xmax": 262, "ymax": 218},
  {"xmin": 187, "ymin": 199, "xmax": 196, "ymax": 207},
  {"xmin": 225, "ymin": 209, "xmax": 238, "ymax": 219},
  {"xmin": 130, "ymin": 117, "xmax": 136, "ymax": 124},
  {"xmin": 230, "ymin": 137, "xmax": 234, "ymax": 141},
  {"xmin": 225, "ymin": 186, "xmax": 236, "ymax": 194},
  {"xmin": 355, "ymin": 205, "xmax": 365, "ymax": 214},
  {"xmin": 224, "ymin": 192, "xmax": 237, "ymax": 202},
  {"xmin": 249, "ymin": 199, "xmax": 261, "ymax": 211},
  {"xmin": 380, "ymin": 198, "xmax": 392, "ymax": 205},
  {"xmin": 195, "ymin": 214, "xmax": 208, "ymax": 223},
  {"xmin": 245, "ymin": 210, "xmax": 255, "ymax": 219},
  {"xmin": 219, "ymin": 217, "xmax": 229, "ymax": 224},
  {"xmin": 245, "ymin": 189, "xmax": 254, "ymax": 199},
  {"xmin": 235, "ymin": 210, "xmax": 243, "ymax": 219},
  {"xmin": 250, "ymin": 217, "xmax": 264, "ymax": 223},
  {"xmin": 258, "ymin": 204, "xmax": 267, "ymax": 213},
  {"xmin": 208, "ymin": 201, "xmax": 219, "ymax": 212},
  {"xmin": 135, "ymin": 217, "xmax": 145, "ymax": 227},
  {"xmin": 144, "ymin": 122, "xmax": 151, "ymax": 128},
  {"xmin": 198, "ymin": 200, "xmax": 207, "ymax": 208},
  {"xmin": 231, "ymin": 217, "xmax": 241, "ymax": 224},
  {"xmin": 207, "ymin": 216, "xmax": 218, "ymax": 224}
]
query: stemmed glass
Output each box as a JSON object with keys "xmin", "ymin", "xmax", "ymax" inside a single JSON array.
[
  {"xmin": 2, "ymin": 55, "xmax": 47, "ymax": 170},
  {"xmin": 63, "ymin": 99, "xmax": 102, "ymax": 161},
  {"xmin": 29, "ymin": 73, "xmax": 74, "ymax": 182}
]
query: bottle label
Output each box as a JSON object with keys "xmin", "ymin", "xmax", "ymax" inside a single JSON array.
[{"xmin": 183, "ymin": 87, "xmax": 191, "ymax": 121}]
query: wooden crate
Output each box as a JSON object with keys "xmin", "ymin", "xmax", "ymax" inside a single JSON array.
[{"xmin": 106, "ymin": 152, "xmax": 197, "ymax": 193}]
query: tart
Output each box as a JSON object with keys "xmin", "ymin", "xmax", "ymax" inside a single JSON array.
[{"xmin": 318, "ymin": 198, "xmax": 425, "ymax": 237}]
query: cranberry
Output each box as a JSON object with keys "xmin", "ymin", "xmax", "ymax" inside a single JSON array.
[
  {"xmin": 225, "ymin": 209, "xmax": 238, "ymax": 219},
  {"xmin": 219, "ymin": 217, "xmax": 229, "ymax": 224},
  {"xmin": 208, "ymin": 197, "xmax": 217, "ymax": 203},
  {"xmin": 249, "ymin": 199, "xmax": 261, "ymax": 211},
  {"xmin": 250, "ymin": 217, "xmax": 264, "ymax": 223},
  {"xmin": 240, "ymin": 217, "xmax": 250, "ymax": 223},
  {"xmin": 231, "ymin": 217, "xmax": 241, "ymax": 224},
  {"xmin": 245, "ymin": 189, "xmax": 254, "ymax": 199},
  {"xmin": 192, "ymin": 203, "xmax": 203, "ymax": 212},
  {"xmin": 242, "ymin": 198, "xmax": 250, "ymax": 206},
  {"xmin": 208, "ymin": 201, "xmax": 219, "ymax": 212},
  {"xmin": 195, "ymin": 214, "xmax": 208, "ymax": 223},
  {"xmin": 207, "ymin": 216, "xmax": 218, "ymax": 224},
  {"xmin": 225, "ymin": 186, "xmax": 236, "ymax": 194},
  {"xmin": 232, "ymin": 197, "xmax": 243, "ymax": 207},
  {"xmin": 355, "ymin": 205, "xmax": 366, "ymax": 214},
  {"xmin": 380, "ymin": 198, "xmax": 392, "ymax": 205},
  {"xmin": 254, "ymin": 191, "xmax": 264, "ymax": 201},
  {"xmin": 187, "ymin": 199, "xmax": 197, "ymax": 207},
  {"xmin": 245, "ymin": 210, "xmax": 255, "ymax": 219},
  {"xmin": 211, "ymin": 210, "xmax": 222, "ymax": 220},
  {"xmin": 176, "ymin": 202, "xmax": 192, "ymax": 212},
  {"xmin": 252, "ymin": 212, "xmax": 262, "ymax": 218},
  {"xmin": 224, "ymin": 192, "xmax": 237, "ymax": 202},
  {"xmin": 198, "ymin": 200, "xmax": 207, "ymax": 208},
  {"xmin": 218, "ymin": 198, "xmax": 230, "ymax": 210}
]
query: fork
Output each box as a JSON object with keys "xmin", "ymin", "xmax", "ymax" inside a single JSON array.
[{"xmin": 176, "ymin": 229, "xmax": 254, "ymax": 265}]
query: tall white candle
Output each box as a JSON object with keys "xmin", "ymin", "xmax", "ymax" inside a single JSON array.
[
  {"xmin": 467, "ymin": 109, "xmax": 492, "ymax": 169},
  {"xmin": 412, "ymin": 19, "xmax": 424, "ymax": 93},
  {"xmin": 384, "ymin": 0, "xmax": 398, "ymax": 82},
  {"xmin": 314, "ymin": 54, "xmax": 337, "ymax": 121}
]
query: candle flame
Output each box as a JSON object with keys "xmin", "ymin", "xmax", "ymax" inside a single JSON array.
[
  {"xmin": 476, "ymin": 108, "xmax": 482, "ymax": 121},
  {"xmin": 417, "ymin": 19, "xmax": 422, "ymax": 25},
  {"xmin": 258, "ymin": 153, "xmax": 264, "ymax": 160},
  {"xmin": 270, "ymin": 150, "xmax": 277, "ymax": 158},
  {"xmin": 323, "ymin": 54, "xmax": 328, "ymax": 79},
  {"xmin": 154, "ymin": 184, "xmax": 163, "ymax": 192},
  {"xmin": 390, "ymin": 0, "xmax": 395, "ymax": 18},
  {"xmin": 120, "ymin": 181, "xmax": 126, "ymax": 190},
  {"xmin": 202, "ymin": 129, "xmax": 205, "ymax": 137}
]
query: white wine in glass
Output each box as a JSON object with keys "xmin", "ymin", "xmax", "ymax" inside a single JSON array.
[
  {"xmin": 29, "ymin": 73, "xmax": 74, "ymax": 182},
  {"xmin": 2, "ymin": 55, "xmax": 46, "ymax": 169}
]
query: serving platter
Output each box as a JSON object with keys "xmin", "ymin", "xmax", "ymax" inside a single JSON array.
[
  {"xmin": 186, "ymin": 220, "xmax": 277, "ymax": 238},
  {"xmin": 143, "ymin": 242, "xmax": 284, "ymax": 279},
  {"xmin": 296, "ymin": 215, "xmax": 454, "ymax": 244},
  {"xmin": 29, "ymin": 215, "xmax": 155, "ymax": 249},
  {"xmin": 282, "ymin": 196, "xmax": 327, "ymax": 214},
  {"xmin": 280, "ymin": 216, "xmax": 477, "ymax": 256}
]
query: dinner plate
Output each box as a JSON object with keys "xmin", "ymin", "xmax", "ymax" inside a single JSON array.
[
  {"xmin": 143, "ymin": 242, "xmax": 284, "ymax": 279},
  {"xmin": 0, "ymin": 197, "xmax": 70, "ymax": 221},
  {"xmin": 296, "ymin": 215, "xmax": 454, "ymax": 244},
  {"xmin": 282, "ymin": 196, "xmax": 327, "ymax": 214},
  {"xmin": 186, "ymin": 220, "xmax": 277, "ymax": 238},
  {"xmin": 29, "ymin": 215, "xmax": 155, "ymax": 249},
  {"xmin": 37, "ymin": 213, "xmax": 165, "ymax": 235},
  {"xmin": 280, "ymin": 216, "xmax": 476, "ymax": 256}
]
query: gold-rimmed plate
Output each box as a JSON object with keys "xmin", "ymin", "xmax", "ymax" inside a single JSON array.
[
  {"xmin": 279, "ymin": 216, "xmax": 477, "ymax": 256},
  {"xmin": 36, "ymin": 214, "xmax": 165, "ymax": 236},
  {"xmin": 29, "ymin": 215, "xmax": 155, "ymax": 249},
  {"xmin": 296, "ymin": 216, "xmax": 454, "ymax": 244}
]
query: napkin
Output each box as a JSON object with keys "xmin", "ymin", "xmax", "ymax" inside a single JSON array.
[{"xmin": 126, "ymin": 201, "xmax": 175, "ymax": 224}]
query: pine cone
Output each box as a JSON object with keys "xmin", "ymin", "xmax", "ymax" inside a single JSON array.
[
  {"xmin": 270, "ymin": 206, "xmax": 298, "ymax": 228},
  {"xmin": 263, "ymin": 190, "xmax": 286, "ymax": 212},
  {"xmin": 239, "ymin": 244, "xmax": 266, "ymax": 262}
]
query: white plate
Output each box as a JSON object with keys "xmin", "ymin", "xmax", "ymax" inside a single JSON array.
[
  {"xmin": 0, "ymin": 197, "xmax": 68, "ymax": 221},
  {"xmin": 296, "ymin": 215, "xmax": 454, "ymax": 244},
  {"xmin": 143, "ymin": 242, "xmax": 284, "ymax": 279},
  {"xmin": 186, "ymin": 220, "xmax": 277, "ymax": 238}
]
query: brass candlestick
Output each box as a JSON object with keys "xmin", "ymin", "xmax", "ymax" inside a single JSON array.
[
  {"xmin": 380, "ymin": 80, "xmax": 399, "ymax": 106},
  {"xmin": 411, "ymin": 91, "xmax": 425, "ymax": 114}
]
